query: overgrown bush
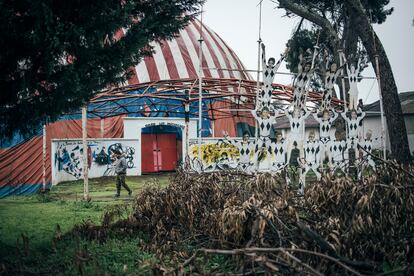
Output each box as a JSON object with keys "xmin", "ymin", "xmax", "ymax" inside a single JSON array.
[{"xmin": 75, "ymin": 163, "xmax": 414, "ymax": 274}]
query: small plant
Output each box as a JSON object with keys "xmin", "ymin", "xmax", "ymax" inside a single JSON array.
[{"xmin": 35, "ymin": 190, "xmax": 58, "ymax": 203}]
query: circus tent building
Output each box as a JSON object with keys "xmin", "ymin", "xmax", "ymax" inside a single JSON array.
[{"xmin": 0, "ymin": 19, "xmax": 262, "ymax": 197}]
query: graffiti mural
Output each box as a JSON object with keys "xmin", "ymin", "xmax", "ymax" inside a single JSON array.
[
  {"xmin": 189, "ymin": 139, "xmax": 239, "ymax": 172},
  {"xmin": 55, "ymin": 144, "xmax": 88, "ymax": 179},
  {"xmin": 52, "ymin": 139, "xmax": 139, "ymax": 185}
]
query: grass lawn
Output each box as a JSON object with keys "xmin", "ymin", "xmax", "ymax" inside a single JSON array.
[{"xmin": 0, "ymin": 174, "xmax": 170, "ymax": 275}]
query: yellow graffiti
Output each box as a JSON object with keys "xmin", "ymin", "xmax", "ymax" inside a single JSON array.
[{"xmin": 191, "ymin": 142, "xmax": 239, "ymax": 164}]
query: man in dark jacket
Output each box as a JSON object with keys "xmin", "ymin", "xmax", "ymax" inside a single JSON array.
[{"xmin": 113, "ymin": 150, "xmax": 132, "ymax": 197}]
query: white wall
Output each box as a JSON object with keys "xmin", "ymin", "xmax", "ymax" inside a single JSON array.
[
  {"xmin": 51, "ymin": 138, "xmax": 139, "ymax": 185},
  {"xmin": 362, "ymin": 116, "xmax": 390, "ymax": 150},
  {"xmin": 362, "ymin": 114, "xmax": 414, "ymax": 153}
]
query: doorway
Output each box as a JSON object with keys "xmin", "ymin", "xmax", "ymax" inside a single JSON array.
[{"xmin": 141, "ymin": 125, "xmax": 182, "ymax": 173}]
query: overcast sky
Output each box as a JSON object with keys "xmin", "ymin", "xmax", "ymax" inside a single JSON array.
[{"xmin": 201, "ymin": 0, "xmax": 414, "ymax": 104}]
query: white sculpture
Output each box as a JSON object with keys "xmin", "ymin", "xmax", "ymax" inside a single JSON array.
[
  {"xmin": 291, "ymin": 49, "xmax": 316, "ymax": 110},
  {"xmin": 299, "ymin": 131, "xmax": 321, "ymax": 191},
  {"xmin": 341, "ymin": 53, "xmax": 367, "ymax": 110},
  {"xmin": 285, "ymin": 106, "xmax": 310, "ymax": 164},
  {"xmin": 251, "ymin": 106, "xmax": 277, "ymax": 170},
  {"xmin": 260, "ymin": 43, "xmax": 287, "ymax": 109},
  {"xmin": 312, "ymin": 109, "xmax": 338, "ymax": 167},
  {"xmin": 185, "ymin": 45, "xmax": 382, "ymax": 185},
  {"xmin": 251, "ymin": 106, "xmax": 276, "ymax": 139},
  {"xmin": 320, "ymin": 57, "xmax": 343, "ymax": 111},
  {"xmin": 223, "ymin": 131, "xmax": 255, "ymax": 173},
  {"xmin": 270, "ymin": 131, "xmax": 288, "ymax": 172},
  {"xmin": 341, "ymin": 108, "xmax": 365, "ymax": 150},
  {"xmin": 357, "ymin": 130, "xmax": 376, "ymax": 177},
  {"xmin": 330, "ymin": 134, "xmax": 348, "ymax": 173}
]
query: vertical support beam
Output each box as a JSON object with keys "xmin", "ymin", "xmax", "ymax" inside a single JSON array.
[
  {"xmin": 184, "ymin": 100, "xmax": 190, "ymax": 161},
  {"xmin": 338, "ymin": 50, "xmax": 348, "ymax": 108},
  {"xmin": 255, "ymin": 38, "xmax": 261, "ymax": 140},
  {"xmin": 338, "ymin": 50, "xmax": 347, "ymax": 104},
  {"xmin": 82, "ymin": 106, "xmax": 89, "ymax": 200},
  {"xmin": 42, "ymin": 124, "xmax": 47, "ymax": 190},
  {"xmin": 255, "ymin": 1, "xmax": 262, "ymax": 140},
  {"xmin": 197, "ymin": 8, "xmax": 204, "ymax": 166},
  {"xmin": 100, "ymin": 118, "xmax": 105, "ymax": 138},
  {"xmin": 338, "ymin": 50, "xmax": 349, "ymax": 177},
  {"xmin": 374, "ymin": 54, "xmax": 387, "ymax": 160}
]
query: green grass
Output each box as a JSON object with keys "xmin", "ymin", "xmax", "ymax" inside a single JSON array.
[
  {"xmin": 52, "ymin": 174, "xmax": 171, "ymax": 200},
  {"xmin": 0, "ymin": 174, "xmax": 170, "ymax": 274}
]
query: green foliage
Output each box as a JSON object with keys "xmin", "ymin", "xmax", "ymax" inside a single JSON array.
[
  {"xmin": 284, "ymin": 0, "xmax": 393, "ymax": 24},
  {"xmin": 0, "ymin": 175, "xmax": 171, "ymax": 274},
  {"xmin": 281, "ymin": 0, "xmax": 393, "ymax": 75},
  {"xmin": 1, "ymin": 235, "xmax": 157, "ymax": 275},
  {"xmin": 362, "ymin": 0, "xmax": 394, "ymax": 24},
  {"xmin": 0, "ymin": 0, "xmax": 204, "ymax": 139},
  {"xmin": 0, "ymin": 175, "xmax": 169, "ymax": 248},
  {"xmin": 285, "ymin": 29, "xmax": 319, "ymax": 73},
  {"xmin": 0, "ymin": 174, "xmax": 235, "ymax": 274}
]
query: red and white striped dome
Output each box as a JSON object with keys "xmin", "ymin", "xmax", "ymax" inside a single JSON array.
[{"xmin": 123, "ymin": 19, "xmax": 252, "ymax": 84}]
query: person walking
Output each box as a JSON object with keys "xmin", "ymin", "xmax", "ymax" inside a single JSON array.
[{"xmin": 113, "ymin": 150, "xmax": 132, "ymax": 197}]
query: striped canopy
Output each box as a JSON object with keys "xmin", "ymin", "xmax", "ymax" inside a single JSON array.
[{"xmin": 121, "ymin": 19, "xmax": 252, "ymax": 85}]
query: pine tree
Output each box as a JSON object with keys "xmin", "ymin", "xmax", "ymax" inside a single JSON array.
[{"xmin": 0, "ymin": 0, "xmax": 204, "ymax": 139}]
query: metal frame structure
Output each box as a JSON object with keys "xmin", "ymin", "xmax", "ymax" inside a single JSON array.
[{"xmin": 82, "ymin": 77, "xmax": 343, "ymax": 121}]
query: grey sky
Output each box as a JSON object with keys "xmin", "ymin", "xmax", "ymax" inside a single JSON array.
[{"xmin": 201, "ymin": 0, "xmax": 414, "ymax": 104}]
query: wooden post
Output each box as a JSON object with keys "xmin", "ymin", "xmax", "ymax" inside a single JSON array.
[
  {"xmin": 374, "ymin": 54, "xmax": 387, "ymax": 160},
  {"xmin": 184, "ymin": 100, "xmax": 190, "ymax": 159},
  {"xmin": 254, "ymin": 37, "xmax": 264, "ymax": 140},
  {"xmin": 197, "ymin": 9, "xmax": 204, "ymax": 167},
  {"xmin": 42, "ymin": 124, "xmax": 47, "ymax": 190},
  {"xmin": 100, "ymin": 118, "xmax": 105, "ymax": 138},
  {"xmin": 82, "ymin": 106, "xmax": 89, "ymax": 200}
]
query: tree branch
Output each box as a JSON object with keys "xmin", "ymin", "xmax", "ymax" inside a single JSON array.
[{"xmin": 276, "ymin": 0, "xmax": 340, "ymax": 48}]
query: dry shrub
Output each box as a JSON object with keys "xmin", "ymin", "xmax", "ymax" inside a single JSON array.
[
  {"xmin": 132, "ymin": 170, "xmax": 297, "ymax": 247},
  {"xmin": 305, "ymin": 163, "xmax": 414, "ymax": 265},
  {"xmin": 76, "ymin": 164, "xmax": 414, "ymax": 274}
]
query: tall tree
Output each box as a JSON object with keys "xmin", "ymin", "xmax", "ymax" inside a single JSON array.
[
  {"xmin": 275, "ymin": 0, "xmax": 410, "ymax": 163},
  {"xmin": 0, "ymin": 0, "xmax": 204, "ymax": 139}
]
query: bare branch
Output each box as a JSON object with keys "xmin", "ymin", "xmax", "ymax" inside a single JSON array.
[{"xmin": 276, "ymin": 0, "xmax": 339, "ymax": 48}]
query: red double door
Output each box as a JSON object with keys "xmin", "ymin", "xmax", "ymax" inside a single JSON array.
[{"xmin": 141, "ymin": 133, "xmax": 178, "ymax": 173}]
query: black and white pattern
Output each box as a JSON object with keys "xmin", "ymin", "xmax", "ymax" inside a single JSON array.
[
  {"xmin": 320, "ymin": 62, "xmax": 342, "ymax": 111},
  {"xmin": 291, "ymin": 51, "xmax": 316, "ymax": 111},
  {"xmin": 251, "ymin": 110, "xmax": 276, "ymax": 138},
  {"xmin": 330, "ymin": 140, "xmax": 347, "ymax": 173},
  {"xmin": 341, "ymin": 111, "xmax": 365, "ymax": 149},
  {"xmin": 341, "ymin": 53, "xmax": 366, "ymax": 110},
  {"xmin": 285, "ymin": 108, "xmax": 310, "ymax": 164},
  {"xmin": 270, "ymin": 138, "xmax": 287, "ymax": 172},
  {"xmin": 357, "ymin": 137, "xmax": 376, "ymax": 177},
  {"xmin": 253, "ymin": 137, "xmax": 274, "ymax": 171},
  {"xmin": 259, "ymin": 43, "xmax": 286, "ymax": 109},
  {"xmin": 285, "ymin": 109, "xmax": 310, "ymax": 139},
  {"xmin": 300, "ymin": 139, "xmax": 321, "ymax": 187},
  {"xmin": 313, "ymin": 111, "xmax": 338, "ymax": 165},
  {"xmin": 225, "ymin": 138, "xmax": 254, "ymax": 165},
  {"xmin": 261, "ymin": 43, "xmax": 285, "ymax": 88}
]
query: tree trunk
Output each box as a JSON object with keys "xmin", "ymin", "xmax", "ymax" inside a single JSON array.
[
  {"xmin": 340, "ymin": 6, "xmax": 359, "ymax": 103},
  {"xmin": 278, "ymin": 0, "xmax": 411, "ymax": 163},
  {"xmin": 347, "ymin": 0, "xmax": 411, "ymax": 164}
]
